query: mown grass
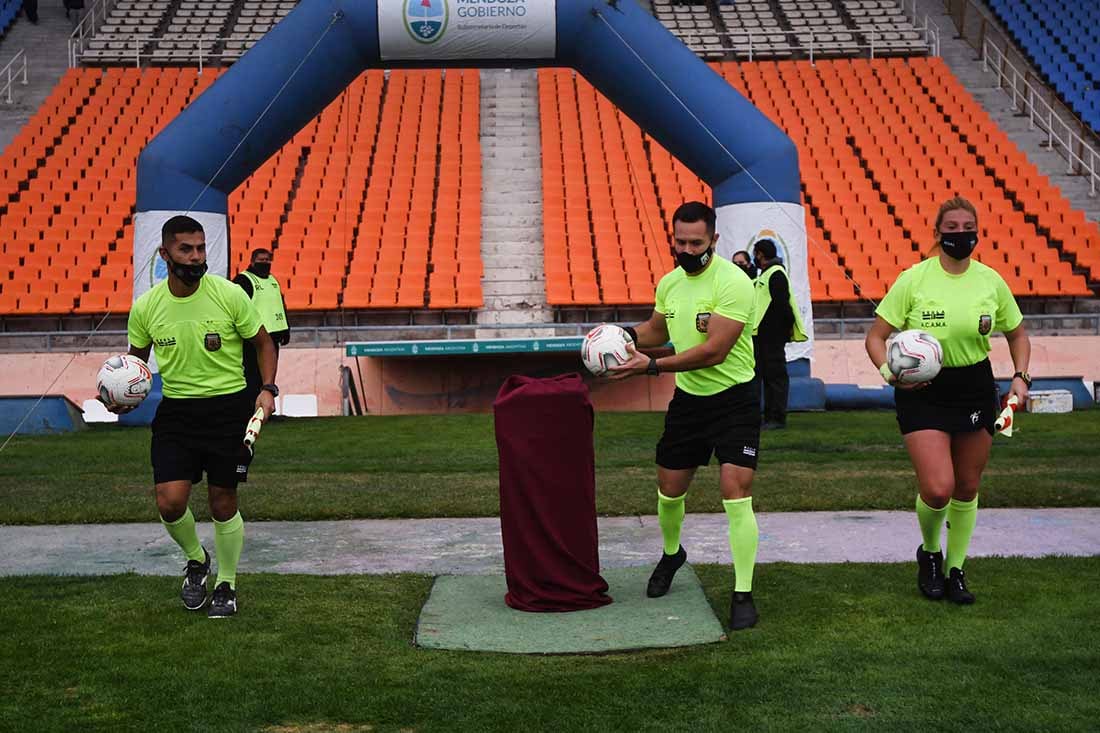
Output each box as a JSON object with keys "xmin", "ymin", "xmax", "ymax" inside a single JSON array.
[
  {"xmin": 0, "ymin": 412, "xmax": 1097, "ymax": 524},
  {"xmin": 2, "ymin": 558, "xmax": 1097, "ymax": 732}
]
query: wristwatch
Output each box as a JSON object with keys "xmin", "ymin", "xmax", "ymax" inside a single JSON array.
[
  {"xmin": 1012, "ymin": 372, "xmax": 1031, "ymax": 388},
  {"xmin": 261, "ymin": 383, "xmax": 280, "ymax": 397},
  {"xmin": 646, "ymin": 357, "xmax": 660, "ymax": 376}
]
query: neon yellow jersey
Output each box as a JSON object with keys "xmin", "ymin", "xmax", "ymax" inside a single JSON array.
[
  {"xmin": 655, "ymin": 255, "xmax": 756, "ymax": 396},
  {"xmin": 876, "ymin": 257, "xmax": 1023, "ymax": 368},
  {"xmin": 128, "ymin": 275, "xmax": 263, "ymax": 398}
]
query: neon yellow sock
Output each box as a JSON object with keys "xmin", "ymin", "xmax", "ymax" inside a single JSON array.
[
  {"xmin": 161, "ymin": 508, "xmax": 205, "ymax": 563},
  {"xmin": 213, "ymin": 512, "xmax": 245, "ymax": 589},
  {"xmin": 722, "ymin": 497, "xmax": 758, "ymax": 593},
  {"xmin": 657, "ymin": 490, "xmax": 686, "ymax": 556},
  {"xmin": 916, "ymin": 495, "xmax": 947, "ymax": 553},
  {"xmin": 945, "ymin": 497, "xmax": 978, "ymax": 571}
]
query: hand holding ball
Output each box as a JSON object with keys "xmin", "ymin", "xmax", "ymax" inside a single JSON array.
[
  {"xmin": 886, "ymin": 330, "xmax": 943, "ymax": 385},
  {"xmin": 581, "ymin": 325, "xmax": 633, "ymax": 377},
  {"xmin": 96, "ymin": 354, "xmax": 153, "ymax": 411}
]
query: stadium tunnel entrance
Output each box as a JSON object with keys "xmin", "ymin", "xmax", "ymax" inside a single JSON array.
[{"xmin": 134, "ymin": 0, "xmax": 813, "ymax": 360}]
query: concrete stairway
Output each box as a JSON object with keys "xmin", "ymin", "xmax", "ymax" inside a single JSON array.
[
  {"xmin": 475, "ymin": 68, "xmax": 555, "ymax": 337},
  {"xmin": 914, "ymin": 0, "xmax": 1100, "ymax": 222},
  {"xmin": 0, "ymin": 5, "xmax": 75, "ymax": 153}
]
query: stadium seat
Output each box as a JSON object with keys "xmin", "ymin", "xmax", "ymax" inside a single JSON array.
[
  {"xmin": 538, "ymin": 58, "xmax": 1097, "ymax": 307},
  {"xmin": 0, "ymin": 66, "xmax": 483, "ymax": 316},
  {"xmin": 988, "ymin": 0, "xmax": 1100, "ymax": 133}
]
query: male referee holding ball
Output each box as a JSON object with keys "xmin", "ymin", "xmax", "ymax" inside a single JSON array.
[
  {"xmin": 609, "ymin": 202, "xmax": 762, "ymax": 630},
  {"xmin": 111, "ymin": 215, "xmax": 278, "ymax": 618}
]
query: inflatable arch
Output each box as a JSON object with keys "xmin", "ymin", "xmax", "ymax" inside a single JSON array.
[{"xmin": 134, "ymin": 0, "xmax": 814, "ymax": 357}]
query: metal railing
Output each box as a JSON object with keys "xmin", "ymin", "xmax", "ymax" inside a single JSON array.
[
  {"xmin": 70, "ymin": 34, "xmax": 265, "ymax": 70},
  {"xmin": 1, "ymin": 49, "xmax": 27, "ymax": 104},
  {"xmin": 3, "ymin": 313, "xmax": 1098, "ymax": 353},
  {"xmin": 67, "ymin": 0, "xmax": 118, "ymax": 68},
  {"xmin": 943, "ymin": 0, "xmax": 1100, "ymax": 190},
  {"xmin": 674, "ymin": 24, "xmax": 938, "ymax": 64},
  {"xmin": 981, "ymin": 40, "xmax": 1100, "ymax": 195}
]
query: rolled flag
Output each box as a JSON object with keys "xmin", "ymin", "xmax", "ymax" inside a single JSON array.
[
  {"xmin": 995, "ymin": 395, "xmax": 1019, "ymax": 436},
  {"xmin": 243, "ymin": 407, "xmax": 266, "ymax": 454}
]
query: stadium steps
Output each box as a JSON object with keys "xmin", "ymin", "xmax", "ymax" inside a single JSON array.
[
  {"xmin": 912, "ymin": 0, "xmax": 1100, "ymax": 225},
  {"xmin": 0, "ymin": 3, "xmax": 73, "ymax": 154},
  {"xmin": 475, "ymin": 68, "xmax": 554, "ymax": 335}
]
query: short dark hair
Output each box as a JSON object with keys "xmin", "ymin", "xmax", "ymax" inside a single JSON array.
[
  {"xmin": 753, "ymin": 238, "xmax": 778, "ymax": 259},
  {"xmin": 671, "ymin": 201, "xmax": 716, "ymax": 235},
  {"xmin": 251, "ymin": 248, "xmax": 272, "ymax": 262},
  {"xmin": 732, "ymin": 250, "xmax": 751, "ymax": 263},
  {"xmin": 161, "ymin": 215, "xmax": 204, "ymax": 246}
]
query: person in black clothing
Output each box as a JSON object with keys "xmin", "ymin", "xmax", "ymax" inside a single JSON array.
[
  {"xmin": 752, "ymin": 239, "xmax": 797, "ymax": 430},
  {"xmin": 233, "ymin": 249, "xmax": 290, "ymax": 402},
  {"xmin": 24, "ymin": 0, "xmax": 38, "ymax": 23},
  {"xmin": 731, "ymin": 250, "xmax": 757, "ymax": 279}
]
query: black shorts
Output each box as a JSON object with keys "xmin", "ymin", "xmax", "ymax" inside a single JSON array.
[
  {"xmin": 656, "ymin": 381, "xmax": 761, "ymax": 470},
  {"xmin": 895, "ymin": 359, "xmax": 1000, "ymax": 436},
  {"xmin": 151, "ymin": 390, "xmax": 254, "ymax": 488}
]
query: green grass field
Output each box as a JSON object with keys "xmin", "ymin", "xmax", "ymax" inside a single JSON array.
[
  {"xmin": 3, "ymin": 411, "xmax": 1098, "ymax": 730},
  {"xmin": 0, "ymin": 411, "xmax": 1097, "ymax": 524},
  {"xmin": 3, "ymin": 559, "xmax": 1098, "ymax": 732}
]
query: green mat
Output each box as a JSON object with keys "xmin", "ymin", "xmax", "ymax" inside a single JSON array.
[{"xmin": 415, "ymin": 565, "xmax": 727, "ymax": 654}]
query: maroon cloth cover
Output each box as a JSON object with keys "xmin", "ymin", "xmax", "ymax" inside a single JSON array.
[{"xmin": 494, "ymin": 373, "xmax": 612, "ymax": 612}]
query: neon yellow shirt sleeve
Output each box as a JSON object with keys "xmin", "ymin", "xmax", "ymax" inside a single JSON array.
[
  {"xmin": 232, "ymin": 285, "xmax": 263, "ymax": 340},
  {"xmin": 875, "ymin": 268, "xmax": 912, "ymax": 329},
  {"xmin": 712, "ymin": 265, "xmax": 754, "ymax": 324},
  {"xmin": 127, "ymin": 295, "xmax": 152, "ymax": 348},
  {"xmin": 994, "ymin": 276, "xmax": 1024, "ymax": 332}
]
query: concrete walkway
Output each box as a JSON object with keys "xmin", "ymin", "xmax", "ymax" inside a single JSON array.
[{"xmin": 2, "ymin": 508, "xmax": 1098, "ymax": 577}]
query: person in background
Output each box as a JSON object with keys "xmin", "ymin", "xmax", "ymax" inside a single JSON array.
[
  {"xmin": 233, "ymin": 248, "xmax": 290, "ymax": 404},
  {"xmin": 751, "ymin": 239, "xmax": 807, "ymax": 430},
  {"xmin": 732, "ymin": 250, "xmax": 757, "ymax": 280}
]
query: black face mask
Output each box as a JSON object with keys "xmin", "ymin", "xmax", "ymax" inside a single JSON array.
[
  {"xmin": 249, "ymin": 262, "xmax": 271, "ymax": 278},
  {"xmin": 940, "ymin": 231, "xmax": 979, "ymax": 260},
  {"xmin": 165, "ymin": 253, "xmax": 207, "ymax": 285},
  {"xmin": 736, "ymin": 262, "xmax": 758, "ymax": 279},
  {"xmin": 673, "ymin": 246, "xmax": 713, "ymax": 274}
]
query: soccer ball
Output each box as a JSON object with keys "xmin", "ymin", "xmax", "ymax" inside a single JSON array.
[
  {"xmin": 886, "ymin": 330, "xmax": 943, "ymax": 384},
  {"xmin": 581, "ymin": 324, "xmax": 633, "ymax": 377},
  {"xmin": 96, "ymin": 354, "xmax": 153, "ymax": 407}
]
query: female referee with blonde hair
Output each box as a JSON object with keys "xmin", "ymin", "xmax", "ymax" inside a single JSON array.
[{"xmin": 865, "ymin": 197, "xmax": 1032, "ymax": 604}]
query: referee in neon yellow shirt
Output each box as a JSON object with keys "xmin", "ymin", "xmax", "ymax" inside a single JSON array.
[
  {"xmin": 114, "ymin": 215, "xmax": 278, "ymax": 618},
  {"xmin": 866, "ymin": 197, "xmax": 1031, "ymax": 605},
  {"xmin": 610, "ymin": 201, "xmax": 762, "ymax": 630}
]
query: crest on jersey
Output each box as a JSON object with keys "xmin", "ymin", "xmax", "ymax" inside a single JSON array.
[
  {"xmin": 405, "ymin": 0, "xmax": 448, "ymax": 44},
  {"xmin": 978, "ymin": 314, "xmax": 992, "ymax": 335},
  {"xmin": 204, "ymin": 332, "xmax": 222, "ymax": 351},
  {"xmin": 696, "ymin": 312, "xmax": 711, "ymax": 333}
]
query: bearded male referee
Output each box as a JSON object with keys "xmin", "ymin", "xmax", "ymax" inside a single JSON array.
[
  {"xmin": 111, "ymin": 215, "xmax": 277, "ymax": 618},
  {"xmin": 610, "ymin": 201, "xmax": 762, "ymax": 630}
]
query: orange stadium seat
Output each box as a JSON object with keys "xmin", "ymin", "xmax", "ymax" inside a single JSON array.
[
  {"xmin": 538, "ymin": 59, "xmax": 1097, "ymax": 307},
  {"xmin": 0, "ymin": 67, "xmax": 482, "ymax": 316}
]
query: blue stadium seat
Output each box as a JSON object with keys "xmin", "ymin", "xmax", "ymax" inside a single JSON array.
[
  {"xmin": 0, "ymin": 0, "xmax": 25, "ymax": 39},
  {"xmin": 988, "ymin": 0, "xmax": 1100, "ymax": 135}
]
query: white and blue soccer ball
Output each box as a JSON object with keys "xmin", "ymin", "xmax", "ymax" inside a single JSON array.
[
  {"xmin": 887, "ymin": 330, "xmax": 943, "ymax": 384},
  {"xmin": 96, "ymin": 354, "xmax": 153, "ymax": 407},
  {"xmin": 581, "ymin": 324, "xmax": 633, "ymax": 377}
]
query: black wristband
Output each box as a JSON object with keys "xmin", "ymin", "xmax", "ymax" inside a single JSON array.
[
  {"xmin": 623, "ymin": 325, "xmax": 638, "ymax": 344},
  {"xmin": 646, "ymin": 357, "xmax": 659, "ymax": 376}
]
